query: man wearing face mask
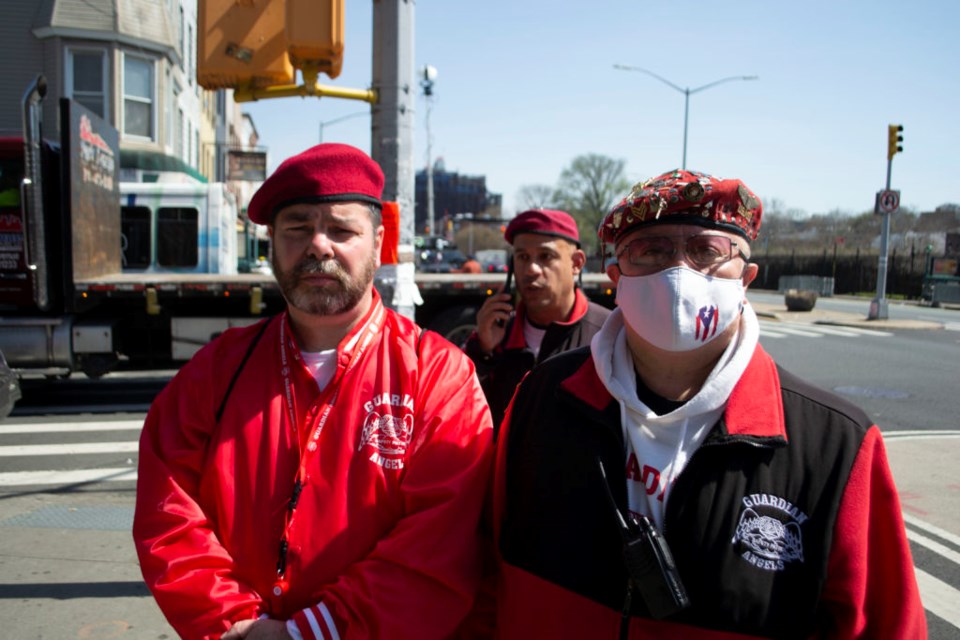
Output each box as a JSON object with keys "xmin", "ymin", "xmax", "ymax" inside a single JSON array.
[{"xmin": 491, "ymin": 170, "xmax": 926, "ymax": 638}]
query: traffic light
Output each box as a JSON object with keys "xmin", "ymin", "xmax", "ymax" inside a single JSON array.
[
  {"xmin": 197, "ymin": 0, "xmax": 345, "ymax": 90},
  {"xmin": 887, "ymin": 124, "xmax": 903, "ymax": 161},
  {"xmin": 197, "ymin": 0, "xmax": 294, "ymax": 90},
  {"xmin": 286, "ymin": 0, "xmax": 345, "ymax": 81}
]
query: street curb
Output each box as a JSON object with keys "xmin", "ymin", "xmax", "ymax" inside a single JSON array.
[{"xmin": 750, "ymin": 304, "xmax": 944, "ymax": 331}]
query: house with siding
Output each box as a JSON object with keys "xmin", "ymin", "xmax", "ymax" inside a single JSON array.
[{"xmin": 0, "ymin": 0, "xmax": 257, "ymax": 189}]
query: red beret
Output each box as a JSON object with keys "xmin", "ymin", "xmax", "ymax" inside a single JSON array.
[
  {"xmin": 247, "ymin": 143, "xmax": 384, "ymax": 224},
  {"xmin": 599, "ymin": 169, "xmax": 763, "ymax": 244},
  {"xmin": 504, "ymin": 209, "xmax": 580, "ymax": 246}
]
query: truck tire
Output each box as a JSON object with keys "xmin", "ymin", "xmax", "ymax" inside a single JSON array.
[
  {"xmin": 428, "ymin": 305, "xmax": 479, "ymax": 348},
  {"xmin": 79, "ymin": 354, "xmax": 119, "ymax": 379}
]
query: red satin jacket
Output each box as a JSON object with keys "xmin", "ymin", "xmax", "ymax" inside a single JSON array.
[{"xmin": 134, "ymin": 293, "xmax": 494, "ymax": 639}]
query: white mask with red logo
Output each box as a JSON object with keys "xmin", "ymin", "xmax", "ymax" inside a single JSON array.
[{"xmin": 616, "ymin": 266, "xmax": 745, "ymax": 352}]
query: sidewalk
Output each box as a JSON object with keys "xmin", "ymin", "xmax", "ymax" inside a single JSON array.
[{"xmin": 749, "ymin": 299, "xmax": 944, "ymax": 331}]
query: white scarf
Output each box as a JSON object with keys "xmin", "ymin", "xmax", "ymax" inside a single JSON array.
[{"xmin": 590, "ymin": 303, "xmax": 759, "ymax": 528}]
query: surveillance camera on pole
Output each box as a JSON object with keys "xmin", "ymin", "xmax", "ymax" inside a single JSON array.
[{"xmin": 421, "ymin": 65, "xmax": 438, "ymax": 96}]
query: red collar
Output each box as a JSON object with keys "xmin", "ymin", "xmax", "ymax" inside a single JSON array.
[{"xmin": 503, "ymin": 289, "xmax": 590, "ymax": 351}]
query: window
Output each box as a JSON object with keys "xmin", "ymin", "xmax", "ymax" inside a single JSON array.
[
  {"xmin": 157, "ymin": 207, "xmax": 198, "ymax": 267},
  {"xmin": 123, "ymin": 55, "xmax": 154, "ymax": 139},
  {"xmin": 121, "ymin": 206, "xmax": 152, "ymax": 269},
  {"xmin": 176, "ymin": 108, "xmax": 184, "ymax": 160},
  {"xmin": 67, "ymin": 50, "xmax": 107, "ymax": 119},
  {"xmin": 187, "ymin": 23, "xmax": 194, "ymax": 85}
]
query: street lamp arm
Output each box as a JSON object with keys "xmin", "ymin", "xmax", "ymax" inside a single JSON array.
[
  {"xmin": 318, "ymin": 111, "xmax": 370, "ymax": 143},
  {"xmin": 612, "ymin": 64, "xmax": 758, "ymax": 171},
  {"xmin": 322, "ymin": 111, "xmax": 370, "ymax": 128},
  {"xmin": 689, "ymin": 75, "xmax": 759, "ymax": 95},
  {"xmin": 612, "ymin": 64, "xmax": 685, "ymax": 94}
]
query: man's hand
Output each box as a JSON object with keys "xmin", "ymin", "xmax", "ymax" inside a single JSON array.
[
  {"xmin": 474, "ymin": 291, "xmax": 514, "ymax": 353},
  {"xmin": 222, "ymin": 619, "xmax": 292, "ymax": 640}
]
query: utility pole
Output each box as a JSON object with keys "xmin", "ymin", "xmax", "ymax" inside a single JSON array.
[
  {"xmin": 420, "ymin": 65, "xmax": 437, "ymax": 238},
  {"xmin": 371, "ymin": 0, "xmax": 416, "ymax": 319}
]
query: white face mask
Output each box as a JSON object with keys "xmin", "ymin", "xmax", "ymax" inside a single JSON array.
[{"xmin": 616, "ymin": 266, "xmax": 745, "ymax": 352}]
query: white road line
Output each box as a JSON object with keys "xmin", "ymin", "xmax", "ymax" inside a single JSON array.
[
  {"xmin": 0, "ymin": 468, "xmax": 136, "ymax": 486},
  {"xmin": 884, "ymin": 430, "xmax": 960, "ymax": 441},
  {"xmin": 915, "ymin": 568, "xmax": 960, "ymax": 629},
  {"xmin": 0, "ymin": 442, "xmax": 139, "ymax": 456},
  {"xmin": 904, "ymin": 513, "xmax": 960, "ymax": 548},
  {"xmin": 816, "ymin": 324, "xmax": 893, "ymax": 337},
  {"xmin": 758, "ymin": 330, "xmax": 788, "ymax": 339},
  {"xmin": 907, "ymin": 529, "xmax": 960, "ymax": 566},
  {"xmin": 758, "ymin": 321, "xmax": 893, "ymax": 339},
  {"xmin": 763, "ymin": 325, "xmax": 824, "ymax": 338},
  {"xmin": 797, "ymin": 324, "xmax": 865, "ymax": 337},
  {"xmin": 0, "ymin": 420, "xmax": 143, "ymax": 435},
  {"xmin": 945, "ymin": 322, "xmax": 960, "ymax": 332}
]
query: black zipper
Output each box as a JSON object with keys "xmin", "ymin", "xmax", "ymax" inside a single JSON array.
[{"xmin": 619, "ymin": 578, "xmax": 634, "ymax": 640}]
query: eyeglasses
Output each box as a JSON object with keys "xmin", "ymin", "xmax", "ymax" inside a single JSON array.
[{"xmin": 616, "ymin": 234, "xmax": 749, "ymax": 273}]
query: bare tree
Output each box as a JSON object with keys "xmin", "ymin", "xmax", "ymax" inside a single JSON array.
[
  {"xmin": 515, "ymin": 184, "xmax": 558, "ymax": 212},
  {"xmin": 554, "ymin": 153, "xmax": 630, "ymax": 253}
]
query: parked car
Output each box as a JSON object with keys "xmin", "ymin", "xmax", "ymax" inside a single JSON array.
[
  {"xmin": 417, "ymin": 248, "xmax": 467, "ymax": 273},
  {"xmin": 476, "ymin": 249, "xmax": 509, "ymax": 273}
]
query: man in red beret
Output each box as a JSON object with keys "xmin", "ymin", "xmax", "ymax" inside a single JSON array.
[
  {"xmin": 134, "ymin": 143, "xmax": 494, "ymax": 640},
  {"xmin": 492, "ymin": 170, "xmax": 926, "ymax": 638},
  {"xmin": 463, "ymin": 208, "xmax": 611, "ymax": 429}
]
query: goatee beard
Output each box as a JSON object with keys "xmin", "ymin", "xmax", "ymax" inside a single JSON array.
[{"xmin": 274, "ymin": 255, "xmax": 375, "ymax": 316}]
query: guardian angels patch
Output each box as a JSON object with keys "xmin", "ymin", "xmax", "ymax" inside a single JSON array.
[
  {"xmin": 358, "ymin": 393, "xmax": 415, "ymax": 470},
  {"xmin": 732, "ymin": 493, "xmax": 807, "ymax": 572}
]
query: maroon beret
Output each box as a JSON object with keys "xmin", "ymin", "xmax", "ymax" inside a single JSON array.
[
  {"xmin": 598, "ymin": 169, "xmax": 763, "ymax": 244},
  {"xmin": 247, "ymin": 143, "xmax": 384, "ymax": 224},
  {"xmin": 505, "ymin": 209, "xmax": 580, "ymax": 246}
]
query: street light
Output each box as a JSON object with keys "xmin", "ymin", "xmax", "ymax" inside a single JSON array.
[
  {"xmin": 420, "ymin": 65, "xmax": 438, "ymax": 236},
  {"xmin": 613, "ymin": 64, "xmax": 758, "ymax": 170},
  {"xmin": 318, "ymin": 111, "xmax": 370, "ymax": 143}
]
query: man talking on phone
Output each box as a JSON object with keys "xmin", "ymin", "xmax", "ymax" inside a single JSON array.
[{"xmin": 463, "ymin": 209, "xmax": 611, "ymax": 430}]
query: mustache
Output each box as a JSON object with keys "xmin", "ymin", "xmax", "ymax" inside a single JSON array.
[{"xmin": 296, "ymin": 258, "xmax": 346, "ymax": 279}]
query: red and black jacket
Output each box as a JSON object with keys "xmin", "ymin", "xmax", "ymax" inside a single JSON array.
[
  {"xmin": 464, "ymin": 288, "xmax": 610, "ymax": 430},
  {"xmin": 494, "ymin": 344, "xmax": 926, "ymax": 639}
]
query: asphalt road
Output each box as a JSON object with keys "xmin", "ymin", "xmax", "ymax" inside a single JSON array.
[{"xmin": 1, "ymin": 294, "xmax": 958, "ymax": 638}]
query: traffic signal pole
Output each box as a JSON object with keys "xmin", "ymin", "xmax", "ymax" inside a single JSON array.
[
  {"xmin": 371, "ymin": 0, "xmax": 417, "ymax": 319},
  {"xmin": 869, "ymin": 124, "xmax": 903, "ymax": 321}
]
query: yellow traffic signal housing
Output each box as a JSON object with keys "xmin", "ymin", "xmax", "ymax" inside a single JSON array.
[
  {"xmin": 887, "ymin": 124, "xmax": 903, "ymax": 161},
  {"xmin": 197, "ymin": 0, "xmax": 295, "ymax": 90},
  {"xmin": 287, "ymin": 0, "xmax": 345, "ymax": 81}
]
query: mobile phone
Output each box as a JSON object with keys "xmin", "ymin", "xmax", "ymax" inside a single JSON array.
[{"xmin": 495, "ymin": 255, "xmax": 514, "ymax": 327}]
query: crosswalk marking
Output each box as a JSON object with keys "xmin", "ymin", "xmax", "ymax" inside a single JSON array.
[
  {"xmin": 0, "ymin": 442, "xmax": 139, "ymax": 457},
  {"xmin": 0, "ymin": 420, "xmax": 143, "ymax": 435},
  {"xmin": 0, "ymin": 420, "xmax": 142, "ymax": 487},
  {"xmin": 945, "ymin": 322, "xmax": 960, "ymax": 332},
  {"xmin": 758, "ymin": 320, "xmax": 893, "ymax": 339},
  {"xmin": 0, "ymin": 467, "xmax": 136, "ymax": 486}
]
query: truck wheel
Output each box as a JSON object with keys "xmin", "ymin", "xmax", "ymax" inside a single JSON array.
[
  {"xmin": 428, "ymin": 305, "xmax": 479, "ymax": 348},
  {"xmin": 79, "ymin": 354, "xmax": 119, "ymax": 379}
]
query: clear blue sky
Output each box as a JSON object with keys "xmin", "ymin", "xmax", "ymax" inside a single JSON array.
[{"xmin": 242, "ymin": 0, "xmax": 959, "ymax": 220}]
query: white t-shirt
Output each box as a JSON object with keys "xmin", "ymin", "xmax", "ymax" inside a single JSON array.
[
  {"xmin": 523, "ymin": 320, "xmax": 547, "ymax": 358},
  {"xmin": 300, "ymin": 348, "xmax": 338, "ymax": 391}
]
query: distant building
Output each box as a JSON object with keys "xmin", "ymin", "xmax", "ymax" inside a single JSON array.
[{"xmin": 415, "ymin": 159, "xmax": 502, "ymax": 235}]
